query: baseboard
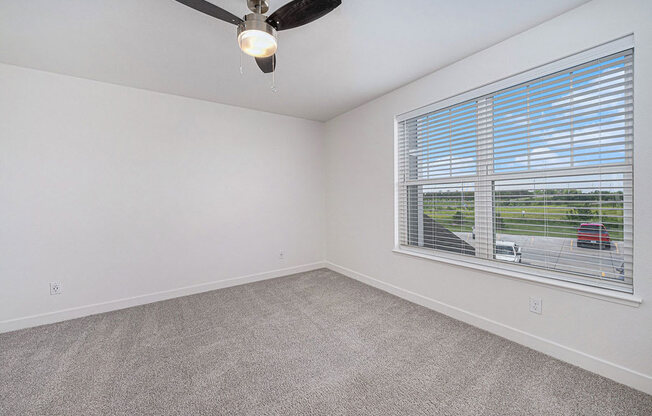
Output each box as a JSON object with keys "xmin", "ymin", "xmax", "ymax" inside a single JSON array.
[
  {"xmin": 0, "ymin": 262, "xmax": 326, "ymax": 334},
  {"xmin": 325, "ymin": 261, "xmax": 652, "ymax": 396}
]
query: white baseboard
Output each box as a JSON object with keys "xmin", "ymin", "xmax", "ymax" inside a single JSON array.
[
  {"xmin": 325, "ymin": 261, "xmax": 652, "ymax": 396},
  {"xmin": 0, "ymin": 262, "xmax": 326, "ymax": 334}
]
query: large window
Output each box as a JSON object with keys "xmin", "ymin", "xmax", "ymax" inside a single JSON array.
[{"xmin": 397, "ymin": 39, "xmax": 633, "ymax": 292}]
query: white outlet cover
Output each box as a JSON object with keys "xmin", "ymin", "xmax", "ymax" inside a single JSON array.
[
  {"xmin": 529, "ymin": 297, "xmax": 542, "ymax": 314},
  {"xmin": 50, "ymin": 281, "xmax": 62, "ymax": 295}
]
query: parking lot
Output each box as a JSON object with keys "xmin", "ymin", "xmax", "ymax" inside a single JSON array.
[{"xmin": 454, "ymin": 232, "xmax": 628, "ymax": 283}]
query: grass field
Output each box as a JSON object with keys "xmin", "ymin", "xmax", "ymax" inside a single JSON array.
[{"xmin": 423, "ymin": 194, "xmax": 624, "ymax": 241}]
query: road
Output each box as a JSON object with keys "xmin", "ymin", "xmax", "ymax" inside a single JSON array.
[{"xmin": 453, "ymin": 232, "xmax": 628, "ymax": 284}]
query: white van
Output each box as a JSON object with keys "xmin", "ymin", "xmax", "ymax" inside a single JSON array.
[{"xmin": 495, "ymin": 241, "xmax": 522, "ymax": 263}]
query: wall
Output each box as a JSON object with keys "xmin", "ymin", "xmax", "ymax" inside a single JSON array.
[
  {"xmin": 0, "ymin": 64, "xmax": 325, "ymax": 331},
  {"xmin": 324, "ymin": 0, "xmax": 652, "ymax": 394}
]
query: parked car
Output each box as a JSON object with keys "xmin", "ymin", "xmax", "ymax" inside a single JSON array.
[
  {"xmin": 577, "ymin": 223, "xmax": 611, "ymax": 249},
  {"xmin": 495, "ymin": 241, "xmax": 522, "ymax": 263}
]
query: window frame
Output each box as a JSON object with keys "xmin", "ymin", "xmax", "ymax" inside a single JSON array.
[{"xmin": 394, "ymin": 36, "xmax": 638, "ymax": 302}]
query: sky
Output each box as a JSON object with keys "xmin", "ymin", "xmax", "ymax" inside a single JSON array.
[{"xmin": 408, "ymin": 50, "xmax": 632, "ymax": 183}]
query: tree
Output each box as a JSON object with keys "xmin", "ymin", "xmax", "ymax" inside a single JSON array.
[
  {"xmin": 566, "ymin": 204, "xmax": 596, "ymax": 224},
  {"xmin": 452, "ymin": 211, "xmax": 463, "ymax": 226},
  {"xmin": 495, "ymin": 213, "xmax": 505, "ymax": 232}
]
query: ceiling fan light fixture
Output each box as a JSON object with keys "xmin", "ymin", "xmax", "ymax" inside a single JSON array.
[
  {"xmin": 238, "ymin": 29, "xmax": 277, "ymax": 57},
  {"xmin": 237, "ymin": 14, "xmax": 277, "ymax": 58}
]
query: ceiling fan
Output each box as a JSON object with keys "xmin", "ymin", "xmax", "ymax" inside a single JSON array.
[{"xmin": 175, "ymin": 0, "xmax": 342, "ymax": 74}]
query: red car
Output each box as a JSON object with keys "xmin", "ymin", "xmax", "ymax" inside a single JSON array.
[{"xmin": 577, "ymin": 223, "xmax": 611, "ymax": 249}]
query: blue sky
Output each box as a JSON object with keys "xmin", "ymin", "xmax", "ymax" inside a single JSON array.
[{"xmin": 410, "ymin": 52, "xmax": 632, "ymax": 182}]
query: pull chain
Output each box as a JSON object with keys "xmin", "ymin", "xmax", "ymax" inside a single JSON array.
[
  {"xmin": 239, "ymin": 51, "xmax": 244, "ymax": 75},
  {"xmin": 270, "ymin": 31, "xmax": 278, "ymax": 92}
]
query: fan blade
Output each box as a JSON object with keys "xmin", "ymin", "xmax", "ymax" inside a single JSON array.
[
  {"xmin": 255, "ymin": 55, "xmax": 276, "ymax": 73},
  {"xmin": 175, "ymin": 0, "xmax": 243, "ymax": 25},
  {"xmin": 266, "ymin": 0, "xmax": 341, "ymax": 31}
]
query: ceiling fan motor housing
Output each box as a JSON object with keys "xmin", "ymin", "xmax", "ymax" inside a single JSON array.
[{"xmin": 238, "ymin": 13, "xmax": 277, "ymax": 38}]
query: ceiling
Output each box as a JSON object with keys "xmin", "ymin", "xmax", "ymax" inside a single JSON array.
[{"xmin": 0, "ymin": 0, "xmax": 589, "ymax": 121}]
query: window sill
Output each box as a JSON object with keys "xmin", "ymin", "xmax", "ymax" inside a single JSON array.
[{"xmin": 392, "ymin": 247, "xmax": 642, "ymax": 307}]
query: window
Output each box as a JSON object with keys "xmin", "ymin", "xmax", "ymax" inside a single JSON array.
[{"xmin": 397, "ymin": 38, "xmax": 633, "ymax": 293}]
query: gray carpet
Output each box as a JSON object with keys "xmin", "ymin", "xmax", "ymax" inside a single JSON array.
[{"xmin": 1, "ymin": 269, "xmax": 651, "ymax": 415}]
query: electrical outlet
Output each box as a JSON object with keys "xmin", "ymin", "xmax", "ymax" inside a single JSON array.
[
  {"xmin": 279, "ymin": 249, "xmax": 285, "ymax": 260},
  {"xmin": 529, "ymin": 296, "xmax": 542, "ymax": 314},
  {"xmin": 50, "ymin": 281, "xmax": 62, "ymax": 295}
]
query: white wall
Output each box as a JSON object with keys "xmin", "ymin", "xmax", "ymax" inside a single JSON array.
[
  {"xmin": 0, "ymin": 64, "xmax": 325, "ymax": 331},
  {"xmin": 324, "ymin": 0, "xmax": 652, "ymax": 394}
]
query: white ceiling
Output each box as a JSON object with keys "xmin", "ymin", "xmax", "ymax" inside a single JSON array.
[{"xmin": 0, "ymin": 0, "xmax": 588, "ymax": 121}]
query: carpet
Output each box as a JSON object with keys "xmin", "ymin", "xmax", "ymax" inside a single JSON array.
[{"xmin": 1, "ymin": 268, "xmax": 651, "ymax": 415}]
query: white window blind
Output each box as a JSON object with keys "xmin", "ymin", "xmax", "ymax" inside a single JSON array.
[{"xmin": 397, "ymin": 43, "xmax": 633, "ymax": 292}]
